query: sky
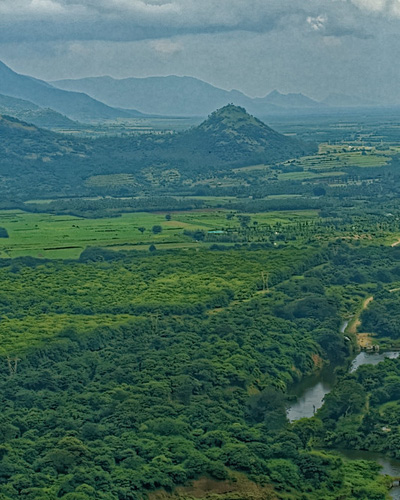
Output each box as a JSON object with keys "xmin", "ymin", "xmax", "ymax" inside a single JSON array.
[{"xmin": 0, "ymin": 0, "xmax": 399, "ymax": 102}]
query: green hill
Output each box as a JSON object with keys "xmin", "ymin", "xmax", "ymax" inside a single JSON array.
[
  {"xmin": 0, "ymin": 106, "xmax": 315, "ymax": 199},
  {"xmin": 175, "ymin": 104, "xmax": 315, "ymax": 167},
  {"xmin": 0, "ymin": 93, "xmax": 78, "ymax": 128}
]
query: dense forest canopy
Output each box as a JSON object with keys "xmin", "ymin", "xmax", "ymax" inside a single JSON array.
[{"xmin": 1, "ymin": 107, "xmax": 400, "ymax": 499}]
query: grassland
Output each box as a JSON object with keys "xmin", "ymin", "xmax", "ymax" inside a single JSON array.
[
  {"xmin": 0, "ymin": 208, "xmax": 320, "ymax": 259},
  {"xmin": 280, "ymin": 143, "xmax": 391, "ymax": 172},
  {"xmin": 224, "ymin": 141, "xmax": 396, "ymax": 185}
]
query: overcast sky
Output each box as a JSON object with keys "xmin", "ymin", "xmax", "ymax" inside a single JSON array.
[{"xmin": 0, "ymin": 0, "xmax": 399, "ymax": 102}]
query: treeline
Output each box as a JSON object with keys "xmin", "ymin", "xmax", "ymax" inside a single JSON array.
[{"xmin": 25, "ymin": 197, "xmax": 205, "ymax": 218}]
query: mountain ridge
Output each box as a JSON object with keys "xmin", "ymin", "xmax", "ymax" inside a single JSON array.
[
  {"xmin": 52, "ymin": 74, "xmax": 386, "ymax": 117},
  {"xmin": 0, "ymin": 61, "xmax": 145, "ymax": 121},
  {"xmin": 52, "ymin": 74, "xmax": 262, "ymax": 116}
]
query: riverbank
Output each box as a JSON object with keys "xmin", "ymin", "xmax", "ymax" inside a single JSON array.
[
  {"xmin": 345, "ymin": 295, "xmax": 375, "ymax": 349},
  {"xmin": 287, "ymin": 350, "xmax": 400, "ymax": 498}
]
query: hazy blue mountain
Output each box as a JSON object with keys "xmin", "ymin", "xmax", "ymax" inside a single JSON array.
[
  {"xmin": 0, "ymin": 93, "xmax": 78, "ymax": 128},
  {"xmin": 52, "ymin": 75, "xmax": 328, "ymax": 117},
  {"xmin": 322, "ymin": 93, "xmax": 377, "ymax": 107},
  {"xmin": 260, "ymin": 90, "xmax": 320, "ymax": 108},
  {"xmin": 0, "ymin": 61, "xmax": 145, "ymax": 121},
  {"xmin": 0, "ymin": 93, "xmax": 41, "ymax": 112},
  {"xmin": 51, "ymin": 75, "xmax": 263, "ymax": 116}
]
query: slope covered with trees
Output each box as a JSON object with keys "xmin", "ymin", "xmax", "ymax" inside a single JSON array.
[{"xmin": 0, "ymin": 106, "xmax": 316, "ymax": 199}]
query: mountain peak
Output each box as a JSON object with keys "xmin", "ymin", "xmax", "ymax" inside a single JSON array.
[
  {"xmin": 180, "ymin": 104, "xmax": 316, "ymax": 167},
  {"xmin": 263, "ymin": 90, "xmax": 319, "ymax": 108},
  {"xmin": 211, "ymin": 103, "xmax": 246, "ymax": 114},
  {"xmin": 199, "ymin": 104, "xmax": 270, "ymax": 132}
]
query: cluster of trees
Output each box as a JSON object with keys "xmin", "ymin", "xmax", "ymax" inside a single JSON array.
[
  {"xmin": 317, "ymin": 357, "xmax": 400, "ymax": 461},
  {"xmin": 1, "ymin": 238, "xmax": 399, "ymax": 498},
  {"xmin": 26, "ymin": 197, "xmax": 205, "ymax": 219},
  {"xmin": 0, "ymin": 287, "xmax": 386, "ymax": 500},
  {"xmin": 360, "ymin": 291, "xmax": 400, "ymax": 340}
]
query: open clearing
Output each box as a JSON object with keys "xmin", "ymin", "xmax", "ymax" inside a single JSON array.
[{"xmin": 0, "ymin": 208, "xmax": 319, "ymax": 259}]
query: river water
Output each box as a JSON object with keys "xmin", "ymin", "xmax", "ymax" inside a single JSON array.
[
  {"xmin": 287, "ymin": 350, "xmax": 400, "ymax": 498},
  {"xmin": 287, "ymin": 351, "xmax": 400, "ymax": 421},
  {"xmin": 339, "ymin": 450, "xmax": 400, "ymax": 500}
]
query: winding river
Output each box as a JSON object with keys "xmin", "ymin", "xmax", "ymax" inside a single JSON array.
[{"xmin": 287, "ymin": 348, "xmax": 400, "ymax": 498}]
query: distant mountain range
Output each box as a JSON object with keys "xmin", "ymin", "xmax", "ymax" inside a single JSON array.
[
  {"xmin": 0, "ymin": 61, "xmax": 145, "ymax": 121},
  {"xmin": 0, "ymin": 60, "xmax": 382, "ymax": 126},
  {"xmin": 52, "ymin": 75, "xmax": 327, "ymax": 117},
  {"xmin": 322, "ymin": 93, "xmax": 377, "ymax": 108},
  {"xmin": 0, "ymin": 104, "xmax": 316, "ymax": 199}
]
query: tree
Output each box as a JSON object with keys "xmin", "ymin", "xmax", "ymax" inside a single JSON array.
[
  {"xmin": 152, "ymin": 225, "xmax": 163, "ymax": 234},
  {"xmin": 138, "ymin": 227, "xmax": 146, "ymax": 234},
  {"xmin": 238, "ymin": 216, "xmax": 251, "ymax": 228},
  {"xmin": 313, "ymin": 186, "xmax": 326, "ymax": 197}
]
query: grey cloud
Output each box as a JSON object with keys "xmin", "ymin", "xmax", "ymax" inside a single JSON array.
[
  {"xmin": 0, "ymin": 0, "xmax": 386, "ymax": 43},
  {"xmin": 348, "ymin": 0, "xmax": 400, "ymax": 17}
]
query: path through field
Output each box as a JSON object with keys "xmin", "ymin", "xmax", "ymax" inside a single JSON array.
[{"xmin": 346, "ymin": 296, "xmax": 374, "ymax": 348}]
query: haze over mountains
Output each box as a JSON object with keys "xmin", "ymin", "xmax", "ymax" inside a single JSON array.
[
  {"xmin": 52, "ymin": 75, "xmax": 379, "ymax": 117},
  {"xmin": 0, "ymin": 60, "xmax": 385, "ymax": 125},
  {"xmin": 0, "ymin": 61, "xmax": 144, "ymax": 122},
  {"xmin": 52, "ymin": 75, "xmax": 324, "ymax": 117}
]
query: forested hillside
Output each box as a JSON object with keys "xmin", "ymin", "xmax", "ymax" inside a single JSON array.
[
  {"xmin": 0, "ymin": 106, "xmax": 315, "ymax": 199},
  {"xmin": 0, "ymin": 94, "xmax": 77, "ymax": 128}
]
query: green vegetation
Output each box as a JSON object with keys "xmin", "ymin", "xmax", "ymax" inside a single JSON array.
[
  {"xmin": 2, "ymin": 108, "xmax": 400, "ymax": 499},
  {"xmin": 360, "ymin": 290, "xmax": 400, "ymax": 342},
  {"xmin": 0, "ymin": 246, "xmax": 320, "ymax": 354},
  {"xmin": 317, "ymin": 356, "xmax": 400, "ymax": 463},
  {"xmin": 0, "ymin": 209, "xmax": 322, "ymax": 259},
  {"xmin": 0, "ymin": 241, "xmax": 393, "ymax": 500},
  {"xmin": 2, "ymin": 238, "xmax": 400, "ymax": 498}
]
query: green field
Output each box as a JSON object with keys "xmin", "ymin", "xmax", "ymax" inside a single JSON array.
[
  {"xmin": 285, "ymin": 143, "xmax": 391, "ymax": 172},
  {"xmin": 278, "ymin": 170, "xmax": 346, "ymax": 181},
  {"xmin": 0, "ymin": 208, "xmax": 320, "ymax": 259}
]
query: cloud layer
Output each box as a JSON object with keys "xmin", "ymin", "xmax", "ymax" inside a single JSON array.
[
  {"xmin": 0, "ymin": 0, "xmax": 399, "ymax": 103},
  {"xmin": 1, "ymin": 0, "xmax": 398, "ymax": 43}
]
